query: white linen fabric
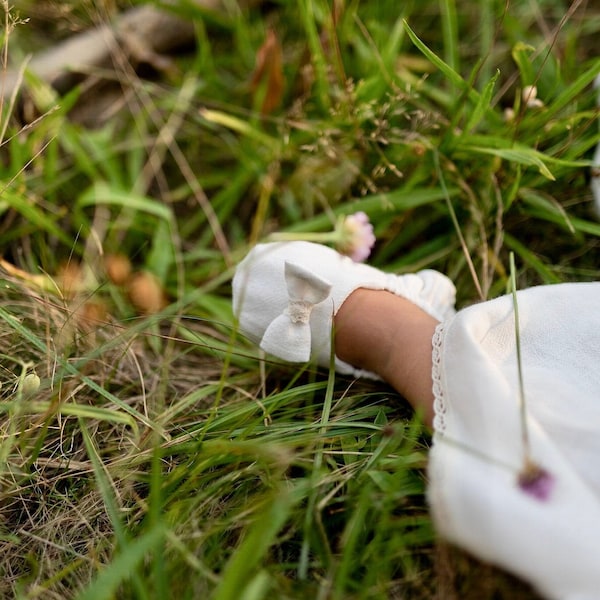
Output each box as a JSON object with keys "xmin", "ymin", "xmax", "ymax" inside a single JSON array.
[{"xmin": 429, "ymin": 282, "xmax": 600, "ymax": 600}]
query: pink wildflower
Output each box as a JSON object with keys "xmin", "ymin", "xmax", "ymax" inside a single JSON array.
[
  {"xmin": 517, "ymin": 461, "xmax": 555, "ymax": 501},
  {"xmin": 337, "ymin": 211, "xmax": 376, "ymax": 262}
]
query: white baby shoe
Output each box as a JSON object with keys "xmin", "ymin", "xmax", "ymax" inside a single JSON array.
[{"xmin": 232, "ymin": 241, "xmax": 456, "ymax": 378}]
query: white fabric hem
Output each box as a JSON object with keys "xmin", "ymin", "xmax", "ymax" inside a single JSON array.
[{"xmin": 431, "ymin": 320, "xmax": 448, "ymax": 435}]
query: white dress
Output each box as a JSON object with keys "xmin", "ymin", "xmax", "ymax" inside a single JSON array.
[
  {"xmin": 233, "ymin": 242, "xmax": 600, "ymax": 599},
  {"xmin": 429, "ymin": 282, "xmax": 600, "ymax": 600}
]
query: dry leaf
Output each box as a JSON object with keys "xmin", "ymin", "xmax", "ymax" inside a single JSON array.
[
  {"xmin": 77, "ymin": 300, "xmax": 108, "ymax": 332},
  {"xmin": 57, "ymin": 261, "xmax": 84, "ymax": 298},
  {"xmin": 251, "ymin": 28, "xmax": 284, "ymax": 115}
]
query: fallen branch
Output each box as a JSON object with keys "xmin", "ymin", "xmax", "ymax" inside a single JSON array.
[{"xmin": 1, "ymin": 0, "xmax": 247, "ymax": 97}]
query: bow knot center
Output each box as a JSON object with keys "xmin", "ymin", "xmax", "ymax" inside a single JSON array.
[{"xmin": 286, "ymin": 299, "xmax": 313, "ymax": 324}]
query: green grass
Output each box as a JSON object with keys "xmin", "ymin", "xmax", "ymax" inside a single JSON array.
[{"xmin": 0, "ymin": 0, "xmax": 598, "ymax": 598}]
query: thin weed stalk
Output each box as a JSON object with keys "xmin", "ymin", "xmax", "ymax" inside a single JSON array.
[{"xmin": 509, "ymin": 252, "xmax": 531, "ymax": 463}]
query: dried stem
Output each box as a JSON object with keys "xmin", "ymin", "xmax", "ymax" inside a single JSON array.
[{"xmin": 509, "ymin": 251, "xmax": 530, "ymax": 462}]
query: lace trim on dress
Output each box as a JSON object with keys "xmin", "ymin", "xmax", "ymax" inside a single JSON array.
[{"xmin": 432, "ymin": 321, "xmax": 447, "ymax": 434}]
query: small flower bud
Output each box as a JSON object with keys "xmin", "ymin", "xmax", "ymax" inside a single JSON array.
[
  {"xmin": 128, "ymin": 272, "xmax": 166, "ymax": 314},
  {"xmin": 336, "ymin": 212, "xmax": 376, "ymax": 263},
  {"xmin": 21, "ymin": 373, "xmax": 41, "ymax": 397},
  {"xmin": 522, "ymin": 85, "xmax": 544, "ymax": 108},
  {"xmin": 517, "ymin": 460, "xmax": 555, "ymax": 501},
  {"xmin": 504, "ymin": 107, "xmax": 515, "ymax": 122},
  {"xmin": 105, "ymin": 254, "xmax": 132, "ymax": 285}
]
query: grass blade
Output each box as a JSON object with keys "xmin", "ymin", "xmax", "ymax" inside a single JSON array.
[
  {"xmin": 213, "ymin": 486, "xmax": 299, "ymax": 600},
  {"xmin": 76, "ymin": 525, "xmax": 165, "ymax": 600}
]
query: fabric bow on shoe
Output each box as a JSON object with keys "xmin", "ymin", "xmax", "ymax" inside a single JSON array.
[{"xmin": 260, "ymin": 261, "xmax": 332, "ymax": 362}]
